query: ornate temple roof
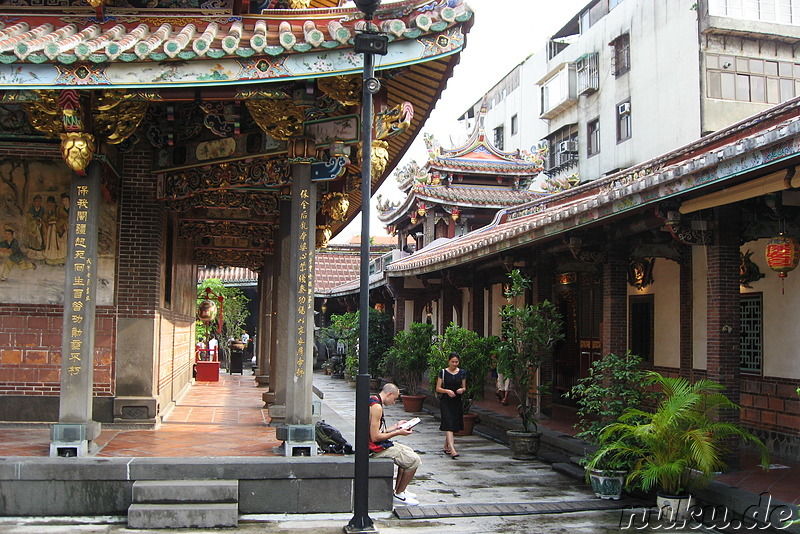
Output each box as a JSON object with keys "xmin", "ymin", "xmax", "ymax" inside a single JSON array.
[
  {"xmin": 0, "ymin": 1, "xmax": 476, "ymax": 270},
  {"xmin": 378, "ymin": 105, "xmax": 545, "ymax": 225},
  {"xmin": 385, "ymin": 97, "xmax": 800, "ymax": 276},
  {"xmin": 0, "ymin": 0, "xmax": 472, "ymax": 89}
]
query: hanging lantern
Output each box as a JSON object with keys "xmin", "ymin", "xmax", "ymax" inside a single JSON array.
[
  {"xmin": 451, "ymin": 206, "xmax": 460, "ymax": 222},
  {"xmin": 197, "ymin": 300, "xmax": 218, "ymax": 324},
  {"xmin": 765, "ymin": 234, "xmax": 800, "ymax": 293},
  {"xmin": 417, "ymin": 202, "xmax": 427, "ymax": 217},
  {"xmin": 410, "ymin": 215, "xmax": 418, "ymax": 225}
]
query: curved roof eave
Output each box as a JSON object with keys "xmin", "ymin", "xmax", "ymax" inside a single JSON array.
[{"xmin": 386, "ymin": 100, "xmax": 800, "ymax": 277}]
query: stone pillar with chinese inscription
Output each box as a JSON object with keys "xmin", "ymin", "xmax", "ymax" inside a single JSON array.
[
  {"xmin": 280, "ymin": 158, "xmax": 318, "ymax": 455},
  {"xmin": 51, "ymin": 161, "xmax": 102, "ymax": 457},
  {"xmin": 264, "ymin": 200, "xmax": 291, "ymax": 417}
]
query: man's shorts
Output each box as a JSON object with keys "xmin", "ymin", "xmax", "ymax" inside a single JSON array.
[{"xmin": 371, "ymin": 442, "xmax": 421, "ymax": 470}]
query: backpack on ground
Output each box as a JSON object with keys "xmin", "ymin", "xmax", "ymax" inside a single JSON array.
[{"xmin": 315, "ymin": 420, "xmax": 354, "ymax": 454}]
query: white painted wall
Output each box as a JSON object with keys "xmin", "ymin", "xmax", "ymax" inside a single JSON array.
[{"xmin": 741, "ymin": 239, "xmax": 800, "ymax": 380}]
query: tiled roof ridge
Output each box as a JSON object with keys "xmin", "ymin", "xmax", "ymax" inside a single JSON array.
[
  {"xmin": 377, "ymin": 184, "xmax": 543, "ymax": 224},
  {"xmin": 0, "ymin": 0, "xmax": 472, "ymax": 64},
  {"xmin": 385, "ymin": 101, "xmax": 800, "ymax": 275}
]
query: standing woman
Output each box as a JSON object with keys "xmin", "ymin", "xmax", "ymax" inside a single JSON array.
[{"xmin": 435, "ymin": 352, "xmax": 467, "ymax": 458}]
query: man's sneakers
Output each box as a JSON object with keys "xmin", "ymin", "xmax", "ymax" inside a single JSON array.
[{"xmin": 393, "ymin": 491, "xmax": 419, "ymax": 506}]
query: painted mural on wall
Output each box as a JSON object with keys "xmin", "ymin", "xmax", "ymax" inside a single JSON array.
[{"xmin": 0, "ymin": 159, "xmax": 116, "ymax": 305}]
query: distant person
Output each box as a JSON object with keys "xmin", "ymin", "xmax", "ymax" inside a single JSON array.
[
  {"xmin": 208, "ymin": 335, "xmax": 219, "ymax": 360},
  {"xmin": 369, "ymin": 383, "xmax": 421, "ymax": 506},
  {"xmin": 435, "ymin": 352, "xmax": 466, "ymax": 458},
  {"xmin": 241, "ymin": 331, "xmax": 250, "ymax": 344}
]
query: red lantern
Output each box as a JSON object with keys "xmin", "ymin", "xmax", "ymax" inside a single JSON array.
[
  {"xmin": 765, "ymin": 234, "xmax": 800, "ymax": 293},
  {"xmin": 451, "ymin": 206, "xmax": 460, "ymax": 221}
]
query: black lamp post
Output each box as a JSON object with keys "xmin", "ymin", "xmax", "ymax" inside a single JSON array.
[{"xmin": 345, "ymin": 1, "xmax": 388, "ymax": 533}]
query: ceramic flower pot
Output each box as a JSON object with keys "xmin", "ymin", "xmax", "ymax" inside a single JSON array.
[
  {"xmin": 455, "ymin": 413, "xmax": 478, "ymax": 436},
  {"xmin": 656, "ymin": 493, "xmax": 694, "ymax": 522},
  {"xmin": 400, "ymin": 394, "xmax": 426, "ymax": 412},
  {"xmin": 588, "ymin": 469, "xmax": 627, "ymax": 500},
  {"xmin": 506, "ymin": 429, "xmax": 541, "ymax": 460}
]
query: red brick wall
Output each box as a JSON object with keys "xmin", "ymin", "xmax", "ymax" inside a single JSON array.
[
  {"xmin": 603, "ymin": 252, "xmax": 628, "ymax": 357},
  {"xmin": 741, "ymin": 377, "xmax": 800, "ymax": 434},
  {"xmin": 0, "ymin": 306, "xmax": 115, "ymax": 397},
  {"xmin": 117, "ymin": 147, "xmax": 162, "ymax": 319}
]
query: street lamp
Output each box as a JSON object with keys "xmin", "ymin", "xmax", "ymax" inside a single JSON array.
[{"xmin": 346, "ymin": 1, "xmax": 388, "ymax": 533}]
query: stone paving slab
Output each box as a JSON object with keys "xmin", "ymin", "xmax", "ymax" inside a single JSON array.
[{"xmin": 393, "ymin": 498, "xmax": 638, "ymax": 519}]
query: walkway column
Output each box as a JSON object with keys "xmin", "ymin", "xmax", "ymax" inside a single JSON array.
[
  {"xmin": 284, "ymin": 153, "xmax": 317, "ymax": 427},
  {"xmin": 679, "ymin": 249, "xmax": 693, "ymax": 379},
  {"xmin": 706, "ymin": 206, "xmax": 741, "ymax": 418},
  {"xmin": 602, "ymin": 248, "xmax": 628, "ymax": 358},
  {"xmin": 469, "ymin": 276, "xmax": 484, "ymax": 336},
  {"xmin": 255, "ymin": 262, "xmax": 273, "ymax": 388},
  {"xmin": 51, "ymin": 160, "xmax": 102, "ymax": 457},
  {"xmin": 531, "ymin": 256, "xmax": 555, "ymax": 416},
  {"xmin": 265, "ymin": 200, "xmax": 291, "ymax": 416}
]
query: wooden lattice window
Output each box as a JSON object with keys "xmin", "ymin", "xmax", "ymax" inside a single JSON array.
[{"xmin": 740, "ymin": 293, "xmax": 763, "ymax": 375}]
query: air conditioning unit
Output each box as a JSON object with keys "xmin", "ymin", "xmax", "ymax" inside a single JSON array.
[
  {"xmin": 557, "ymin": 140, "xmax": 578, "ymax": 153},
  {"xmin": 557, "ymin": 151, "xmax": 575, "ymax": 166},
  {"xmin": 618, "ymin": 102, "xmax": 631, "ymax": 115}
]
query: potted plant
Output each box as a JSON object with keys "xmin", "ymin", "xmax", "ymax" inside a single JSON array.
[
  {"xmin": 568, "ymin": 351, "xmax": 655, "ymax": 499},
  {"xmin": 383, "ymin": 321, "xmax": 434, "ymax": 412},
  {"xmin": 319, "ymin": 312, "xmax": 358, "ymax": 381},
  {"xmin": 428, "ymin": 323, "xmax": 496, "ymax": 435},
  {"xmin": 589, "ymin": 371, "xmax": 769, "ymax": 519},
  {"xmin": 498, "ymin": 269, "xmax": 564, "ymax": 460}
]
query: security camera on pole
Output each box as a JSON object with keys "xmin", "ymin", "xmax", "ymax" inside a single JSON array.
[{"xmin": 345, "ymin": 1, "xmax": 388, "ymax": 533}]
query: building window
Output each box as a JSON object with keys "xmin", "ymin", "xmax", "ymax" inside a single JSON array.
[
  {"xmin": 710, "ymin": 0, "xmax": 799, "ymax": 24},
  {"xmin": 740, "ymin": 293, "xmax": 763, "ymax": 375},
  {"xmin": 629, "ymin": 294, "xmax": 654, "ymax": 362},
  {"xmin": 493, "ymin": 126, "xmax": 504, "ymax": 150},
  {"xmin": 545, "ymin": 125, "xmax": 578, "ymax": 171},
  {"xmin": 587, "ymin": 118, "xmax": 600, "ymax": 157},
  {"xmin": 611, "ymin": 33, "xmax": 630, "ymax": 77},
  {"xmin": 511, "ymin": 114, "xmax": 518, "ymax": 136},
  {"xmin": 577, "ymin": 53, "xmax": 600, "ymax": 95},
  {"xmin": 616, "ymin": 100, "xmax": 631, "ymax": 142},
  {"xmin": 706, "ymin": 53, "xmax": 797, "ymax": 104}
]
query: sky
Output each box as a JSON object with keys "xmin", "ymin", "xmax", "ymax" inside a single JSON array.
[{"xmin": 330, "ymin": 0, "xmax": 589, "ymax": 243}]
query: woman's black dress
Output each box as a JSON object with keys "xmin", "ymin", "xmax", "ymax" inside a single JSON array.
[{"xmin": 439, "ymin": 368, "xmax": 466, "ymax": 432}]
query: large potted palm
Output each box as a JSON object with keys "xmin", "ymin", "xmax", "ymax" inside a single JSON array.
[
  {"xmin": 383, "ymin": 321, "xmax": 434, "ymax": 412},
  {"xmin": 588, "ymin": 371, "xmax": 769, "ymax": 518},
  {"xmin": 498, "ymin": 269, "xmax": 564, "ymax": 460},
  {"xmin": 428, "ymin": 323, "xmax": 496, "ymax": 435},
  {"xmin": 568, "ymin": 351, "xmax": 655, "ymax": 500}
]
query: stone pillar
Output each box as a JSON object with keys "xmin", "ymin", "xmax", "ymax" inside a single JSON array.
[
  {"xmin": 389, "ymin": 278, "xmax": 405, "ymax": 334},
  {"xmin": 441, "ymin": 279, "xmax": 454, "ymax": 331},
  {"xmin": 470, "ymin": 277, "xmax": 484, "ymax": 336},
  {"xmin": 602, "ymin": 249, "xmax": 628, "ymax": 358},
  {"xmin": 265, "ymin": 200, "xmax": 291, "ymax": 417},
  {"xmin": 706, "ymin": 206, "xmax": 741, "ymax": 422},
  {"xmin": 283, "ymin": 162, "xmax": 317, "ymax": 429},
  {"xmin": 51, "ymin": 161, "xmax": 102, "ymax": 457},
  {"xmin": 531, "ymin": 257, "xmax": 555, "ymax": 416},
  {"xmin": 255, "ymin": 262, "xmax": 273, "ymax": 387},
  {"xmin": 679, "ymin": 249, "xmax": 693, "ymax": 379}
]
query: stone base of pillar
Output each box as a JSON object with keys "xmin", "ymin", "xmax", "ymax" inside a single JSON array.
[
  {"xmin": 262, "ymin": 392, "xmax": 276, "ymax": 405},
  {"xmin": 113, "ymin": 396, "xmax": 159, "ymax": 425},
  {"xmin": 49, "ymin": 421, "xmax": 101, "ymax": 457},
  {"xmin": 268, "ymin": 403, "xmax": 286, "ymax": 426},
  {"xmin": 255, "ymin": 375, "xmax": 270, "ymax": 387}
]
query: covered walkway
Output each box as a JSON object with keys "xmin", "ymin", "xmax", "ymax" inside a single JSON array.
[{"xmin": 1, "ymin": 370, "xmax": 798, "ymax": 506}]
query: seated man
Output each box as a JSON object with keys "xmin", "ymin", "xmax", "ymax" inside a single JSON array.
[{"xmin": 369, "ymin": 383, "xmax": 421, "ymax": 506}]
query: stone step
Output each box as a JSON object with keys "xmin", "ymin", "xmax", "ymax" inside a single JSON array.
[
  {"xmin": 128, "ymin": 502, "xmax": 238, "ymax": 529},
  {"xmin": 132, "ymin": 479, "xmax": 238, "ymax": 503},
  {"xmin": 552, "ymin": 461, "xmax": 587, "ymax": 482}
]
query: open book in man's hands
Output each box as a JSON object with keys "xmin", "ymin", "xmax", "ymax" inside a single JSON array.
[{"xmin": 398, "ymin": 417, "xmax": 421, "ymax": 430}]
